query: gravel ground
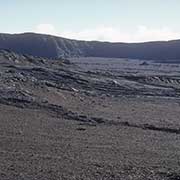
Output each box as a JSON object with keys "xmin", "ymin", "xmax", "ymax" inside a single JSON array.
[{"xmin": 1, "ymin": 51, "xmax": 180, "ymax": 179}]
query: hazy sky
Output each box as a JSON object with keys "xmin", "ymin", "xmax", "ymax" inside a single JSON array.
[{"xmin": 1, "ymin": 0, "xmax": 180, "ymax": 42}]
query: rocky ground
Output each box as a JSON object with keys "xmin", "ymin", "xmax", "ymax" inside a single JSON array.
[{"xmin": 1, "ymin": 50, "xmax": 180, "ymax": 179}]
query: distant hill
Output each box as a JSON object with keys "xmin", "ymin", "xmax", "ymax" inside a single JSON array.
[{"xmin": 0, "ymin": 32, "xmax": 180, "ymax": 61}]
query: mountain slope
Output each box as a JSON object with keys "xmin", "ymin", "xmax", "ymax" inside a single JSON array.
[{"xmin": 0, "ymin": 32, "xmax": 180, "ymax": 60}]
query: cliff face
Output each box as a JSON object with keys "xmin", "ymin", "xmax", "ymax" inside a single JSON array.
[
  {"xmin": 0, "ymin": 33, "xmax": 86, "ymax": 58},
  {"xmin": 0, "ymin": 32, "xmax": 180, "ymax": 61}
]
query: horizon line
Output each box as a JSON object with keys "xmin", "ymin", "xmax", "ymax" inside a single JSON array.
[{"xmin": 0, "ymin": 31, "xmax": 180, "ymax": 44}]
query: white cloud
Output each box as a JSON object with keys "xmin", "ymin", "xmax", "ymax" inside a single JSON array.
[
  {"xmin": 34, "ymin": 24, "xmax": 180, "ymax": 42},
  {"xmin": 61, "ymin": 26, "xmax": 132, "ymax": 42},
  {"xmin": 35, "ymin": 24, "xmax": 58, "ymax": 35},
  {"xmin": 135, "ymin": 26, "xmax": 180, "ymax": 42}
]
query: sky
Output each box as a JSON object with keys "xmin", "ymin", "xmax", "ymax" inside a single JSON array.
[{"xmin": 1, "ymin": 0, "xmax": 180, "ymax": 42}]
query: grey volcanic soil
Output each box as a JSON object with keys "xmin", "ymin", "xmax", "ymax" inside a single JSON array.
[{"xmin": 1, "ymin": 51, "xmax": 180, "ymax": 179}]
